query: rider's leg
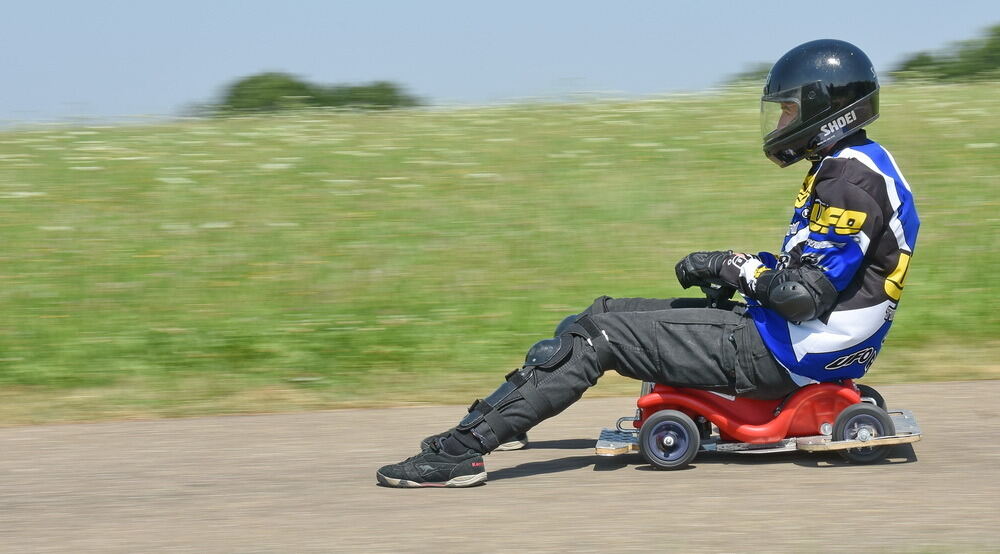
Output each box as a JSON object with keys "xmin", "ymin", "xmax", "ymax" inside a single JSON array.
[
  {"xmin": 377, "ymin": 296, "xmax": 795, "ymax": 487},
  {"xmin": 591, "ymin": 300, "xmax": 797, "ymax": 399},
  {"xmin": 433, "ymin": 296, "xmax": 764, "ymax": 456}
]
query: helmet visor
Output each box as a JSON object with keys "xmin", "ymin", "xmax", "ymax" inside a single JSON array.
[{"xmin": 760, "ymin": 93, "xmax": 801, "ymax": 140}]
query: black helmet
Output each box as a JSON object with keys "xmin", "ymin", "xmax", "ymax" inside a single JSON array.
[{"xmin": 761, "ymin": 39, "xmax": 879, "ymax": 167}]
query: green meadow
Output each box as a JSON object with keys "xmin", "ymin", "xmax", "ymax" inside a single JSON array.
[{"xmin": 1, "ymin": 83, "xmax": 997, "ymax": 424}]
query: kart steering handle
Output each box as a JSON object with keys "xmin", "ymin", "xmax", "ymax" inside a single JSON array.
[{"xmin": 700, "ymin": 283, "xmax": 736, "ymax": 308}]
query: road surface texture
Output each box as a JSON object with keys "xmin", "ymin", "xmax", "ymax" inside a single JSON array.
[{"xmin": 2, "ymin": 381, "xmax": 998, "ymax": 553}]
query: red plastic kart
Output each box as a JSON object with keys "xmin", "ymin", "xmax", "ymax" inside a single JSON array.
[
  {"xmin": 594, "ymin": 286, "xmax": 921, "ymax": 468},
  {"xmin": 595, "ymin": 379, "xmax": 922, "ymax": 468}
]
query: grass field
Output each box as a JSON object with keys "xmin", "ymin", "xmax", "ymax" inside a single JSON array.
[{"xmin": 1, "ymin": 83, "xmax": 997, "ymax": 424}]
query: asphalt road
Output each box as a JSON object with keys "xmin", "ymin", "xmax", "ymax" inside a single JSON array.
[{"xmin": 2, "ymin": 381, "xmax": 998, "ymax": 553}]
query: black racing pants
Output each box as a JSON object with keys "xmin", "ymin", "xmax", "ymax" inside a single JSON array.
[{"xmin": 457, "ymin": 297, "xmax": 799, "ymax": 453}]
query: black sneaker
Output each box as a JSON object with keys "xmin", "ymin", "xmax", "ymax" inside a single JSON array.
[
  {"xmin": 376, "ymin": 446, "xmax": 487, "ymax": 488},
  {"xmin": 420, "ymin": 430, "xmax": 528, "ymax": 452}
]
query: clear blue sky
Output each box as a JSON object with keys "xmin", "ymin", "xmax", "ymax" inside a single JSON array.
[{"xmin": 3, "ymin": 1, "xmax": 999, "ymax": 123}]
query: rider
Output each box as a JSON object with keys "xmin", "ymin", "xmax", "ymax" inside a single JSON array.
[{"xmin": 376, "ymin": 39, "xmax": 919, "ymax": 488}]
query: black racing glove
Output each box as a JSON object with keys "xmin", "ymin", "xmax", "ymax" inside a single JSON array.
[
  {"xmin": 675, "ymin": 250, "xmax": 755, "ymax": 290},
  {"xmin": 675, "ymin": 251, "xmax": 730, "ymax": 289}
]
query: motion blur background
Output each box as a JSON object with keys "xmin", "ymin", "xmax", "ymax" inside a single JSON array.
[{"xmin": 1, "ymin": 1, "xmax": 998, "ymax": 424}]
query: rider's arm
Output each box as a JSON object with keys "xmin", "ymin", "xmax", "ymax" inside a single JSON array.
[
  {"xmin": 676, "ymin": 251, "xmax": 835, "ymax": 321},
  {"xmin": 721, "ymin": 160, "xmax": 887, "ymax": 321}
]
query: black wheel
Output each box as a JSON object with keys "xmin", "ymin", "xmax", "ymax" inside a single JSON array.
[
  {"xmin": 833, "ymin": 403, "xmax": 895, "ymax": 464},
  {"xmin": 639, "ymin": 410, "xmax": 700, "ymax": 470},
  {"xmin": 856, "ymin": 384, "xmax": 887, "ymax": 410}
]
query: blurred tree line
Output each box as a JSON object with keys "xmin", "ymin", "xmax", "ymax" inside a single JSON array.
[
  {"xmin": 214, "ymin": 72, "xmax": 420, "ymax": 114},
  {"xmin": 723, "ymin": 23, "xmax": 1000, "ymax": 87},
  {"xmin": 208, "ymin": 23, "xmax": 1000, "ymax": 116},
  {"xmin": 891, "ymin": 23, "xmax": 1000, "ymax": 81}
]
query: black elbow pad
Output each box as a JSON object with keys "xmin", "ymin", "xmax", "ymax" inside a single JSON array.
[{"xmin": 760, "ymin": 267, "xmax": 838, "ymax": 322}]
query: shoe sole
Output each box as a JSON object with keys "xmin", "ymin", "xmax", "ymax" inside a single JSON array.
[
  {"xmin": 375, "ymin": 471, "xmax": 487, "ymax": 488},
  {"xmin": 495, "ymin": 438, "xmax": 528, "ymax": 451}
]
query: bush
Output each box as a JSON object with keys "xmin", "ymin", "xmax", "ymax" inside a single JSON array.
[
  {"xmin": 221, "ymin": 72, "xmax": 321, "ymax": 112},
  {"xmin": 218, "ymin": 73, "xmax": 420, "ymax": 114}
]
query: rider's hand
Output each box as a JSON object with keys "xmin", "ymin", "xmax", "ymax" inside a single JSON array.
[{"xmin": 675, "ymin": 251, "xmax": 731, "ymax": 289}]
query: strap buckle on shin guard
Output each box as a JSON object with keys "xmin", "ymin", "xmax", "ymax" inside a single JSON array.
[{"xmin": 464, "ymin": 398, "xmax": 514, "ymax": 451}]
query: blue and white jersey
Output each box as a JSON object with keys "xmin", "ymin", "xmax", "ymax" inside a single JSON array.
[{"xmin": 744, "ymin": 131, "xmax": 920, "ymax": 384}]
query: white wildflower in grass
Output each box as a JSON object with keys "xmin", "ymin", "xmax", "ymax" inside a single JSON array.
[
  {"xmin": 924, "ymin": 118, "xmax": 963, "ymax": 125},
  {"xmin": 199, "ymin": 222, "xmax": 233, "ymax": 229},
  {"xmin": 156, "ymin": 177, "xmax": 195, "ymax": 184},
  {"xmin": 160, "ymin": 224, "xmax": 193, "ymax": 232},
  {"xmin": 630, "ymin": 142, "xmax": 662, "ymax": 148},
  {"xmin": 965, "ymin": 143, "xmax": 998, "ymax": 149},
  {"xmin": 38, "ymin": 226, "xmax": 75, "ymax": 231},
  {"xmin": 69, "ymin": 166, "xmax": 105, "ymax": 171},
  {"xmin": 332, "ymin": 150, "xmax": 382, "ymax": 157},
  {"xmin": 403, "ymin": 159, "xmax": 450, "ymax": 166},
  {"xmin": 1, "ymin": 191, "xmax": 48, "ymax": 198},
  {"xmin": 258, "ymin": 163, "xmax": 292, "ymax": 170}
]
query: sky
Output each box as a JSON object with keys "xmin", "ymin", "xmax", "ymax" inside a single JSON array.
[{"xmin": 3, "ymin": 1, "xmax": 999, "ymax": 124}]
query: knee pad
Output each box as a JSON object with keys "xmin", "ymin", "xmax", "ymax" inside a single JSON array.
[{"xmin": 524, "ymin": 336, "xmax": 573, "ymax": 368}]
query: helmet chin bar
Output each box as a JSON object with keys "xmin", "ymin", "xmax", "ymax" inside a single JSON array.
[{"xmin": 764, "ymin": 91, "xmax": 879, "ymax": 167}]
